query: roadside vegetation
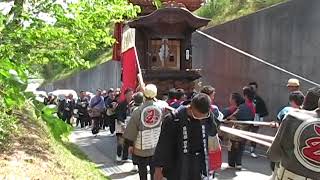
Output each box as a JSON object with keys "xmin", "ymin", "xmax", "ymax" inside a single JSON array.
[
  {"xmin": 0, "ymin": 0, "xmax": 139, "ymax": 178},
  {"xmin": 0, "ymin": 0, "xmax": 288, "ymax": 177},
  {"xmin": 0, "ymin": 102, "xmax": 107, "ymax": 179},
  {"xmin": 196, "ymin": 0, "xmax": 287, "ymax": 26}
]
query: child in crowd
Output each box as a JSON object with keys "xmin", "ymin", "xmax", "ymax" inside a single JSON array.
[
  {"xmin": 277, "ymin": 91, "xmax": 304, "ymax": 122},
  {"xmin": 225, "ymin": 87, "xmax": 256, "ymax": 170}
]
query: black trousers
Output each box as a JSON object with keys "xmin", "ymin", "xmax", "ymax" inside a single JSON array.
[
  {"xmin": 133, "ymin": 155, "xmax": 155, "ymax": 180},
  {"xmin": 76, "ymin": 117, "xmax": 80, "ymax": 127},
  {"xmin": 102, "ymin": 113, "xmax": 109, "ymax": 129},
  {"xmin": 108, "ymin": 115, "xmax": 116, "ymax": 134},
  {"xmin": 100, "ymin": 113, "xmax": 106, "ymax": 129},
  {"xmin": 62, "ymin": 112, "xmax": 72, "ymax": 125},
  {"xmin": 249, "ymin": 125, "xmax": 259, "ymax": 150},
  {"xmin": 99, "ymin": 117, "xmax": 103, "ymax": 129},
  {"xmin": 58, "ymin": 111, "xmax": 63, "ymax": 119},
  {"xmin": 86, "ymin": 116, "xmax": 92, "ymax": 126},
  {"xmin": 228, "ymin": 140, "xmax": 245, "ymax": 167},
  {"xmin": 116, "ymin": 134, "xmax": 129, "ymax": 160},
  {"xmin": 78, "ymin": 115, "xmax": 89, "ymax": 128},
  {"xmin": 92, "ymin": 116, "xmax": 101, "ymax": 135},
  {"xmin": 270, "ymin": 161, "xmax": 275, "ymax": 171}
]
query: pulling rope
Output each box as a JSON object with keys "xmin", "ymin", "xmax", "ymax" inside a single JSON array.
[
  {"xmin": 196, "ymin": 30, "xmax": 320, "ymax": 87},
  {"xmin": 220, "ymin": 126, "xmax": 274, "ymax": 142},
  {"xmin": 164, "ymin": 105, "xmax": 274, "ymax": 146},
  {"xmin": 222, "ymin": 120, "xmax": 275, "ymax": 126},
  {"xmin": 220, "ymin": 126, "xmax": 272, "ymax": 147}
]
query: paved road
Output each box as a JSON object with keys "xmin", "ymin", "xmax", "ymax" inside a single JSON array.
[{"xmin": 70, "ymin": 127, "xmax": 273, "ymax": 180}]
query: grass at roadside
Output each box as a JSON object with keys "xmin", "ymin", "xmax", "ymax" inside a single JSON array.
[
  {"xmin": 196, "ymin": 0, "xmax": 287, "ymax": 27},
  {"xmin": 41, "ymin": 104, "xmax": 107, "ymax": 179},
  {"xmin": 0, "ymin": 102, "xmax": 107, "ymax": 179}
]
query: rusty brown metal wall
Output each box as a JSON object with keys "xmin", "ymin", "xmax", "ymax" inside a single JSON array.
[{"xmin": 192, "ymin": 0, "xmax": 320, "ymax": 118}]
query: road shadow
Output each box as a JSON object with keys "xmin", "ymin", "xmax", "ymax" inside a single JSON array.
[
  {"xmin": 215, "ymin": 148, "xmax": 272, "ymax": 179},
  {"xmin": 109, "ymin": 171, "xmax": 138, "ymax": 179},
  {"xmin": 216, "ymin": 168, "xmax": 238, "ymax": 179},
  {"xmin": 66, "ymin": 128, "xmax": 116, "ymax": 162},
  {"xmin": 62, "ymin": 141, "xmax": 94, "ymax": 161},
  {"xmin": 241, "ymin": 152, "xmax": 272, "ymax": 175}
]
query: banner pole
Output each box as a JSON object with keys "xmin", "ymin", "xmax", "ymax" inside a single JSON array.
[{"xmin": 134, "ymin": 47, "xmax": 145, "ymax": 91}]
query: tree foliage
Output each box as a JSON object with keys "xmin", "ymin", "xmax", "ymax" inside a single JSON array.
[
  {"xmin": 0, "ymin": 0, "xmax": 139, "ymax": 144},
  {"xmin": 1, "ymin": 0, "xmax": 139, "ymax": 74}
]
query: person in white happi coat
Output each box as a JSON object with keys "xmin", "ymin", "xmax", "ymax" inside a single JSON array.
[{"xmin": 124, "ymin": 84, "xmax": 165, "ymax": 180}]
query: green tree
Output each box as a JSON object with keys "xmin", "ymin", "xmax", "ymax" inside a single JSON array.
[
  {"xmin": 1, "ymin": 0, "xmax": 139, "ymax": 77},
  {"xmin": 0, "ymin": 0, "xmax": 139, "ymax": 143}
]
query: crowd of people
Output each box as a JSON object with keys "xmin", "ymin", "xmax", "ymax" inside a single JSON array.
[
  {"xmin": 268, "ymin": 80, "xmax": 320, "ymax": 180},
  {"xmin": 43, "ymin": 77, "xmax": 320, "ymax": 180}
]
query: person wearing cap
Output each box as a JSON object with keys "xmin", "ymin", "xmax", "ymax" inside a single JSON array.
[
  {"xmin": 287, "ymin": 78, "xmax": 300, "ymax": 93},
  {"xmin": 271, "ymin": 80, "xmax": 302, "ymax": 171},
  {"xmin": 124, "ymin": 84, "xmax": 165, "ymax": 180},
  {"xmin": 267, "ymin": 86, "xmax": 320, "ymax": 180}
]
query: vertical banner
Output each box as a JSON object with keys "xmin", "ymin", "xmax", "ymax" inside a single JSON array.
[
  {"xmin": 120, "ymin": 47, "xmax": 137, "ymax": 100},
  {"xmin": 121, "ymin": 25, "xmax": 136, "ymax": 53},
  {"xmin": 119, "ymin": 25, "xmax": 137, "ymax": 101}
]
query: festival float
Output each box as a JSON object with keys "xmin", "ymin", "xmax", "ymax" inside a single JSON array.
[{"xmin": 113, "ymin": 0, "xmax": 209, "ymax": 97}]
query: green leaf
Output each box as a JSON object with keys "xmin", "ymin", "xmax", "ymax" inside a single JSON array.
[
  {"xmin": 0, "ymin": 0, "xmax": 139, "ymax": 113},
  {"xmin": 0, "ymin": 70, "xmax": 10, "ymax": 78},
  {"xmin": 4, "ymin": 97, "xmax": 15, "ymax": 108}
]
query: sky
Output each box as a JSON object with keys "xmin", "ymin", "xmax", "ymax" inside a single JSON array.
[
  {"xmin": 0, "ymin": 0, "xmax": 78, "ymax": 25},
  {"xmin": 0, "ymin": 1, "xmax": 14, "ymax": 15}
]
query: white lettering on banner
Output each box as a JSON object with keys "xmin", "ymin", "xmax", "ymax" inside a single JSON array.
[
  {"xmin": 121, "ymin": 25, "xmax": 135, "ymax": 53},
  {"xmin": 183, "ymin": 126, "xmax": 188, "ymax": 153},
  {"xmin": 135, "ymin": 127, "xmax": 161, "ymax": 150}
]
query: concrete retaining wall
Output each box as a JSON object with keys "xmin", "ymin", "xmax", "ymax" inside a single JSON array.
[
  {"xmin": 192, "ymin": 0, "xmax": 320, "ymax": 118},
  {"xmin": 39, "ymin": 60, "xmax": 122, "ymax": 93}
]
